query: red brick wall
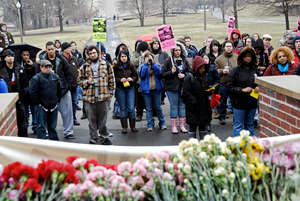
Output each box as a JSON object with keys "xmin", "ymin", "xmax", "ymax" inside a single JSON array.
[
  {"xmin": 0, "ymin": 105, "xmax": 18, "ymax": 136},
  {"xmin": 260, "ymin": 86, "xmax": 300, "ymax": 138}
]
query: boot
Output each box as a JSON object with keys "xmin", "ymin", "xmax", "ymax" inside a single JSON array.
[
  {"xmin": 171, "ymin": 118, "xmax": 178, "ymax": 134},
  {"xmin": 129, "ymin": 118, "xmax": 138, "ymax": 132},
  {"xmin": 120, "ymin": 118, "xmax": 128, "ymax": 134},
  {"xmin": 199, "ymin": 131, "xmax": 207, "ymax": 140},
  {"xmin": 179, "ymin": 117, "xmax": 188, "ymax": 133},
  {"xmin": 188, "ymin": 131, "xmax": 196, "ymax": 139}
]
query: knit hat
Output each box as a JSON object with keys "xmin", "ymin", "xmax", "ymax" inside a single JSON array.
[
  {"xmin": 3, "ymin": 49, "xmax": 15, "ymax": 57},
  {"xmin": 138, "ymin": 41, "xmax": 149, "ymax": 52},
  {"xmin": 293, "ymin": 35, "xmax": 300, "ymax": 46},
  {"xmin": 262, "ymin": 34, "xmax": 272, "ymax": 40},
  {"xmin": 40, "ymin": 60, "xmax": 52, "ymax": 67},
  {"xmin": 61, "ymin": 42, "xmax": 71, "ymax": 51},
  {"xmin": 100, "ymin": 42, "xmax": 106, "ymax": 52}
]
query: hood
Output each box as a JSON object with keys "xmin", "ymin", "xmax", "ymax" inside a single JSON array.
[
  {"xmin": 253, "ymin": 38, "xmax": 264, "ymax": 49},
  {"xmin": 117, "ymin": 50, "xmax": 130, "ymax": 65},
  {"xmin": 209, "ymin": 39, "xmax": 222, "ymax": 54},
  {"xmin": 246, "ymin": 36, "xmax": 255, "ymax": 47},
  {"xmin": 135, "ymin": 40, "xmax": 142, "ymax": 52},
  {"xmin": 149, "ymin": 37, "xmax": 162, "ymax": 54},
  {"xmin": 283, "ymin": 30, "xmax": 293, "ymax": 38},
  {"xmin": 230, "ymin": 29, "xmax": 241, "ymax": 41},
  {"xmin": 115, "ymin": 43, "xmax": 128, "ymax": 58},
  {"xmin": 36, "ymin": 49, "xmax": 61, "ymax": 64},
  {"xmin": 54, "ymin": 37, "xmax": 62, "ymax": 45},
  {"xmin": 192, "ymin": 56, "xmax": 209, "ymax": 75},
  {"xmin": 171, "ymin": 42, "xmax": 187, "ymax": 58},
  {"xmin": 0, "ymin": 22, "xmax": 6, "ymax": 32}
]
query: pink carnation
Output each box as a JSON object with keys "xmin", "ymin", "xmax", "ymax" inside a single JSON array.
[
  {"xmin": 129, "ymin": 176, "xmax": 145, "ymax": 186},
  {"xmin": 157, "ymin": 151, "xmax": 170, "ymax": 161},
  {"xmin": 117, "ymin": 161, "xmax": 132, "ymax": 175},
  {"xmin": 104, "ymin": 169, "xmax": 117, "ymax": 178},
  {"xmin": 131, "ymin": 190, "xmax": 145, "ymax": 200},
  {"xmin": 75, "ymin": 169, "xmax": 87, "ymax": 181},
  {"xmin": 63, "ymin": 183, "xmax": 79, "ymax": 199},
  {"xmin": 133, "ymin": 164, "xmax": 147, "ymax": 176},
  {"xmin": 91, "ymin": 166, "xmax": 107, "ymax": 172},
  {"xmin": 85, "ymin": 171, "xmax": 104, "ymax": 182},
  {"xmin": 135, "ymin": 158, "xmax": 150, "ymax": 167},
  {"xmin": 118, "ymin": 183, "xmax": 132, "ymax": 194},
  {"xmin": 142, "ymin": 178, "xmax": 155, "ymax": 192},
  {"xmin": 163, "ymin": 172, "xmax": 173, "ymax": 180},
  {"xmin": 7, "ymin": 189, "xmax": 18, "ymax": 200},
  {"xmin": 79, "ymin": 180, "xmax": 95, "ymax": 192},
  {"xmin": 146, "ymin": 171, "xmax": 155, "ymax": 179},
  {"xmin": 91, "ymin": 186, "xmax": 107, "ymax": 198},
  {"xmin": 146, "ymin": 152, "xmax": 156, "ymax": 161},
  {"xmin": 72, "ymin": 158, "xmax": 87, "ymax": 168},
  {"xmin": 154, "ymin": 168, "xmax": 162, "ymax": 177}
]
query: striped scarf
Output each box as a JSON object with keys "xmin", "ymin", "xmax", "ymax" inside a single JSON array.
[{"xmin": 0, "ymin": 31, "xmax": 9, "ymax": 47}]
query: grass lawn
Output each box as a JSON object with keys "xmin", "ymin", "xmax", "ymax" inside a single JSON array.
[
  {"xmin": 116, "ymin": 8, "xmax": 297, "ymax": 52},
  {"xmin": 12, "ymin": 25, "xmax": 92, "ymax": 52}
]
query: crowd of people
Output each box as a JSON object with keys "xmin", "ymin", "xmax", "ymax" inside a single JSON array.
[{"xmin": 1, "ymin": 21, "xmax": 300, "ymax": 145}]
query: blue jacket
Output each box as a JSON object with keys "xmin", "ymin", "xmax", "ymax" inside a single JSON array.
[
  {"xmin": 0, "ymin": 78, "xmax": 8, "ymax": 93},
  {"xmin": 138, "ymin": 63, "xmax": 163, "ymax": 94}
]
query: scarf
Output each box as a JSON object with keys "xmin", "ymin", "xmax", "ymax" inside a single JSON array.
[
  {"xmin": 264, "ymin": 44, "xmax": 271, "ymax": 56},
  {"xmin": 0, "ymin": 31, "xmax": 9, "ymax": 47},
  {"xmin": 278, "ymin": 63, "xmax": 289, "ymax": 73},
  {"xmin": 121, "ymin": 62, "xmax": 127, "ymax": 69}
]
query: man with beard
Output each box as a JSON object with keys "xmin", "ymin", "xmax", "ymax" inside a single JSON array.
[
  {"xmin": 77, "ymin": 45, "xmax": 115, "ymax": 145},
  {"xmin": 0, "ymin": 22, "xmax": 14, "ymax": 52},
  {"xmin": 36, "ymin": 41, "xmax": 75, "ymax": 139},
  {"xmin": 0, "ymin": 49, "xmax": 28, "ymax": 137}
]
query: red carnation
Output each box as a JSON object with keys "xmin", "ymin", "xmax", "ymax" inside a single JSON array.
[
  {"xmin": 12, "ymin": 164, "xmax": 38, "ymax": 182},
  {"xmin": 2, "ymin": 162, "xmax": 22, "ymax": 182},
  {"xmin": 22, "ymin": 178, "xmax": 42, "ymax": 193},
  {"xmin": 64, "ymin": 169, "xmax": 79, "ymax": 184},
  {"xmin": 83, "ymin": 159, "xmax": 99, "ymax": 170},
  {"xmin": 66, "ymin": 156, "xmax": 80, "ymax": 164}
]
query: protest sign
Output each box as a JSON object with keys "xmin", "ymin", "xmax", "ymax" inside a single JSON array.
[
  {"xmin": 298, "ymin": 18, "xmax": 300, "ymax": 36},
  {"xmin": 93, "ymin": 18, "xmax": 107, "ymax": 42},
  {"xmin": 156, "ymin": 24, "xmax": 176, "ymax": 51},
  {"xmin": 227, "ymin": 17, "xmax": 235, "ymax": 35}
]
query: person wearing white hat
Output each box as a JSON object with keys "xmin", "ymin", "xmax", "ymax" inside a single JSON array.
[{"xmin": 262, "ymin": 34, "xmax": 274, "ymax": 57}]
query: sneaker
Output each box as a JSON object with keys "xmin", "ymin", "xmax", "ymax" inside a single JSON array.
[
  {"xmin": 160, "ymin": 125, "xmax": 167, "ymax": 130},
  {"xmin": 74, "ymin": 121, "xmax": 80, "ymax": 126},
  {"xmin": 65, "ymin": 134, "xmax": 76, "ymax": 139},
  {"xmin": 101, "ymin": 138, "xmax": 113, "ymax": 145},
  {"xmin": 219, "ymin": 119, "xmax": 226, "ymax": 125},
  {"xmin": 81, "ymin": 114, "xmax": 87, "ymax": 120},
  {"xmin": 77, "ymin": 106, "xmax": 82, "ymax": 111},
  {"xmin": 148, "ymin": 128, "xmax": 153, "ymax": 131},
  {"xmin": 108, "ymin": 132, "xmax": 114, "ymax": 137}
]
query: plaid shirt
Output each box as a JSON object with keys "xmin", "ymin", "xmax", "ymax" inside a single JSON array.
[{"xmin": 77, "ymin": 59, "xmax": 115, "ymax": 103}]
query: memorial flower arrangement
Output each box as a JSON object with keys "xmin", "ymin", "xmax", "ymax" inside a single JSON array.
[{"xmin": 0, "ymin": 130, "xmax": 300, "ymax": 200}]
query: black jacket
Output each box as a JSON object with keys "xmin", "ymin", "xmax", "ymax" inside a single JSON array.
[
  {"xmin": 29, "ymin": 72, "xmax": 62, "ymax": 109},
  {"xmin": 253, "ymin": 39, "xmax": 269, "ymax": 75},
  {"xmin": 227, "ymin": 65, "xmax": 259, "ymax": 110},
  {"xmin": 293, "ymin": 64, "xmax": 300, "ymax": 76},
  {"xmin": 207, "ymin": 39, "xmax": 222, "ymax": 64},
  {"xmin": 36, "ymin": 50, "xmax": 72, "ymax": 96}
]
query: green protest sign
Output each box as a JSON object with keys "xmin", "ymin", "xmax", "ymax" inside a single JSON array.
[{"xmin": 93, "ymin": 18, "xmax": 107, "ymax": 42}]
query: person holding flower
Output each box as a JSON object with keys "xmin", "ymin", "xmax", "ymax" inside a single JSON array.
[
  {"xmin": 227, "ymin": 47, "xmax": 259, "ymax": 137},
  {"xmin": 263, "ymin": 46, "xmax": 297, "ymax": 76},
  {"xmin": 114, "ymin": 50, "xmax": 138, "ymax": 134}
]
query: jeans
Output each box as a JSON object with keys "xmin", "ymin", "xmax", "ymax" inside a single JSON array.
[
  {"xmin": 71, "ymin": 87, "xmax": 78, "ymax": 121},
  {"xmin": 115, "ymin": 87, "xmax": 135, "ymax": 119},
  {"xmin": 142, "ymin": 91, "xmax": 166, "ymax": 129},
  {"xmin": 165, "ymin": 90, "xmax": 185, "ymax": 118},
  {"xmin": 188, "ymin": 125, "xmax": 206, "ymax": 139},
  {"xmin": 219, "ymin": 84, "xmax": 228, "ymax": 120},
  {"xmin": 24, "ymin": 103, "xmax": 37, "ymax": 132},
  {"xmin": 232, "ymin": 107, "xmax": 256, "ymax": 137},
  {"xmin": 77, "ymin": 85, "xmax": 83, "ymax": 100},
  {"xmin": 36, "ymin": 106, "xmax": 59, "ymax": 141},
  {"xmin": 227, "ymin": 97, "xmax": 233, "ymax": 112}
]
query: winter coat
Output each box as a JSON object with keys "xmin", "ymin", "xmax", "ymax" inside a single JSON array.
[
  {"xmin": 253, "ymin": 39, "xmax": 270, "ymax": 75},
  {"xmin": 0, "ymin": 31, "xmax": 14, "ymax": 50},
  {"xmin": 161, "ymin": 42, "xmax": 191, "ymax": 92},
  {"xmin": 71, "ymin": 49, "xmax": 83, "ymax": 60},
  {"xmin": 64, "ymin": 54, "xmax": 79, "ymax": 88},
  {"xmin": 292, "ymin": 49, "xmax": 300, "ymax": 67},
  {"xmin": 138, "ymin": 62, "xmax": 163, "ymax": 94},
  {"xmin": 207, "ymin": 39, "xmax": 222, "ymax": 64},
  {"xmin": 36, "ymin": 50, "xmax": 72, "ymax": 96},
  {"xmin": 149, "ymin": 37, "xmax": 169, "ymax": 66},
  {"xmin": 198, "ymin": 46, "xmax": 208, "ymax": 56},
  {"xmin": 227, "ymin": 65, "xmax": 259, "ymax": 110},
  {"xmin": 215, "ymin": 51, "xmax": 238, "ymax": 85},
  {"xmin": 29, "ymin": 72, "xmax": 62, "ymax": 109},
  {"xmin": 188, "ymin": 44, "xmax": 198, "ymax": 56},
  {"xmin": 182, "ymin": 56, "xmax": 212, "ymax": 126},
  {"xmin": 230, "ymin": 29, "xmax": 244, "ymax": 54},
  {"xmin": 264, "ymin": 63, "xmax": 297, "ymax": 76},
  {"xmin": 0, "ymin": 78, "xmax": 8, "ymax": 93},
  {"xmin": 293, "ymin": 64, "xmax": 300, "ymax": 76},
  {"xmin": 114, "ymin": 61, "xmax": 138, "ymax": 90}
]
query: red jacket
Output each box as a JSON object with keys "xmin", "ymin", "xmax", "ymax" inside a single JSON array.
[
  {"xmin": 292, "ymin": 49, "xmax": 300, "ymax": 67},
  {"xmin": 263, "ymin": 63, "xmax": 297, "ymax": 76}
]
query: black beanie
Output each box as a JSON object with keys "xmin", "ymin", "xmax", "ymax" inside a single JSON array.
[
  {"xmin": 61, "ymin": 42, "xmax": 71, "ymax": 51},
  {"xmin": 138, "ymin": 41, "xmax": 149, "ymax": 52}
]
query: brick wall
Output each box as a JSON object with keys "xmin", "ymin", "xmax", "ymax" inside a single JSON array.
[
  {"xmin": 0, "ymin": 105, "xmax": 18, "ymax": 136},
  {"xmin": 259, "ymin": 86, "xmax": 300, "ymax": 138}
]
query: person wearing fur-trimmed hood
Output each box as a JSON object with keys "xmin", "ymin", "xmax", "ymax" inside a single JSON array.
[{"xmin": 161, "ymin": 41, "xmax": 191, "ymax": 134}]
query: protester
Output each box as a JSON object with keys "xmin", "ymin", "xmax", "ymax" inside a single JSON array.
[
  {"xmin": 228, "ymin": 47, "xmax": 259, "ymax": 137},
  {"xmin": 161, "ymin": 42, "xmax": 190, "ymax": 134},
  {"xmin": 285, "ymin": 37, "xmax": 294, "ymax": 49},
  {"xmin": 61, "ymin": 42, "xmax": 80, "ymax": 126},
  {"xmin": 242, "ymin": 33, "xmax": 249, "ymax": 41},
  {"xmin": 215, "ymin": 40, "xmax": 238, "ymax": 125},
  {"xmin": 78, "ymin": 45, "xmax": 89, "ymax": 119},
  {"xmin": 99, "ymin": 42, "xmax": 112, "ymax": 64},
  {"xmin": 183, "ymin": 35, "xmax": 198, "ymax": 55},
  {"xmin": 207, "ymin": 39, "xmax": 222, "ymax": 65},
  {"xmin": 245, "ymin": 37, "xmax": 255, "ymax": 47},
  {"xmin": 177, "ymin": 38, "xmax": 195, "ymax": 71},
  {"xmin": 54, "ymin": 37, "xmax": 62, "ymax": 52},
  {"xmin": 139, "ymin": 51, "xmax": 166, "ymax": 131},
  {"xmin": 278, "ymin": 30, "xmax": 293, "ymax": 47},
  {"xmin": 114, "ymin": 50, "xmax": 138, "ymax": 134},
  {"xmin": 262, "ymin": 34, "xmax": 274, "ymax": 57},
  {"xmin": 70, "ymin": 41, "xmax": 83, "ymax": 60},
  {"xmin": 36, "ymin": 41, "xmax": 75, "ymax": 139},
  {"xmin": 292, "ymin": 35, "xmax": 300, "ymax": 66},
  {"xmin": 131, "ymin": 40, "xmax": 142, "ymax": 68},
  {"xmin": 198, "ymin": 36, "xmax": 214, "ymax": 55},
  {"xmin": 253, "ymin": 33, "xmax": 260, "ymax": 41},
  {"xmin": 229, "ymin": 29, "xmax": 244, "ymax": 54},
  {"xmin": 0, "ymin": 49, "xmax": 28, "ymax": 137},
  {"xmin": 77, "ymin": 45, "xmax": 115, "ymax": 145},
  {"xmin": 264, "ymin": 46, "xmax": 297, "ymax": 76},
  {"xmin": 182, "ymin": 56, "xmax": 212, "ymax": 139},
  {"xmin": 0, "ymin": 22, "xmax": 14, "ymax": 52},
  {"xmin": 253, "ymin": 38, "xmax": 270, "ymax": 76},
  {"xmin": 29, "ymin": 60, "xmax": 62, "ymax": 140},
  {"xmin": 20, "ymin": 48, "xmax": 38, "ymax": 134},
  {"xmin": 0, "ymin": 71, "xmax": 8, "ymax": 93}
]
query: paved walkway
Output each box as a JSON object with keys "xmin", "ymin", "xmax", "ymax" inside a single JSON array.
[{"xmin": 27, "ymin": 20, "xmax": 260, "ymax": 146}]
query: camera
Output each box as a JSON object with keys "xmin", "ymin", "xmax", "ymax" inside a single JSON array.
[{"xmin": 148, "ymin": 58, "xmax": 152, "ymax": 64}]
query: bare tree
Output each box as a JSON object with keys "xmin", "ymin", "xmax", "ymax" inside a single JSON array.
[
  {"xmin": 188, "ymin": 0, "xmax": 202, "ymax": 13},
  {"xmin": 219, "ymin": 0, "xmax": 231, "ymax": 23},
  {"xmin": 50, "ymin": 0, "xmax": 76, "ymax": 31}
]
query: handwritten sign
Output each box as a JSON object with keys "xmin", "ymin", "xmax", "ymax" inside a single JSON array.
[
  {"xmin": 93, "ymin": 18, "xmax": 107, "ymax": 42},
  {"xmin": 227, "ymin": 17, "xmax": 235, "ymax": 35},
  {"xmin": 156, "ymin": 24, "xmax": 176, "ymax": 51},
  {"xmin": 298, "ymin": 18, "xmax": 300, "ymax": 36}
]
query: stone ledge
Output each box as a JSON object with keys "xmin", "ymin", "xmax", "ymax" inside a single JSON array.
[
  {"xmin": 255, "ymin": 75, "xmax": 300, "ymax": 100},
  {"xmin": 0, "ymin": 93, "xmax": 19, "ymax": 122}
]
